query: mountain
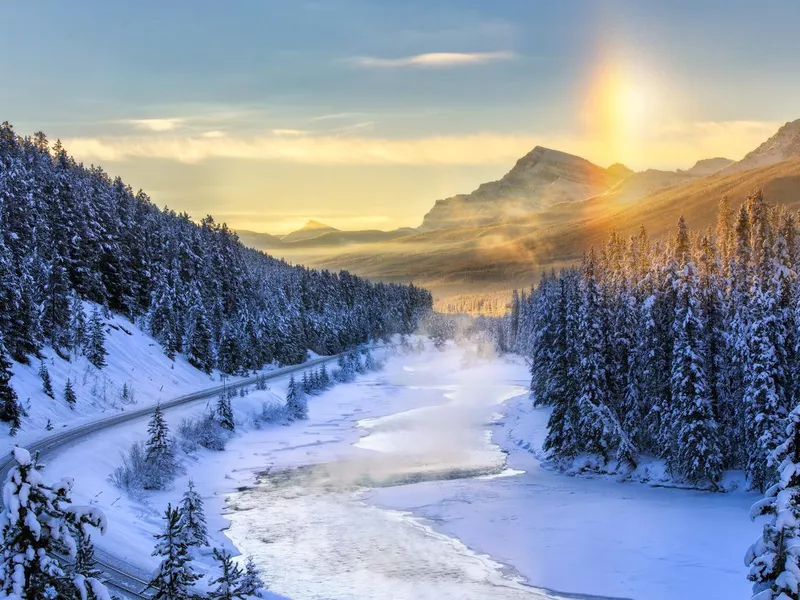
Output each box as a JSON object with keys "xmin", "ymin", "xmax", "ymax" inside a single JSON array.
[
  {"xmin": 281, "ymin": 220, "xmax": 339, "ymax": 243},
  {"xmin": 723, "ymin": 119, "xmax": 800, "ymax": 173},
  {"xmin": 419, "ymin": 146, "xmax": 626, "ymax": 231},
  {"xmin": 236, "ymin": 230, "xmax": 284, "ymax": 249},
  {"xmin": 253, "ymin": 119, "xmax": 800, "ymax": 299},
  {"xmin": 680, "ymin": 157, "xmax": 735, "ymax": 176}
]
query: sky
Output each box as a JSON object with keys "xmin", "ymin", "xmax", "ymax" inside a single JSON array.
[{"xmin": 2, "ymin": 0, "xmax": 799, "ymax": 233}]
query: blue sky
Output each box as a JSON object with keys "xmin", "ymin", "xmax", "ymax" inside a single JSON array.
[{"xmin": 2, "ymin": 1, "xmax": 799, "ymax": 232}]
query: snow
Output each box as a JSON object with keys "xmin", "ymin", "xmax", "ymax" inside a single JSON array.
[
  {"xmin": 3, "ymin": 301, "xmax": 274, "ymax": 453},
  {"xmin": 18, "ymin": 342, "xmax": 761, "ymax": 600}
]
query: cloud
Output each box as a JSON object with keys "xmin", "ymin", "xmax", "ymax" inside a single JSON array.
[
  {"xmin": 353, "ymin": 51, "xmax": 516, "ymax": 68},
  {"xmin": 125, "ymin": 118, "xmax": 185, "ymax": 132},
  {"xmin": 63, "ymin": 120, "xmax": 781, "ymax": 170},
  {"xmin": 201, "ymin": 130, "xmax": 226, "ymax": 138},
  {"xmin": 270, "ymin": 129, "xmax": 310, "ymax": 136}
]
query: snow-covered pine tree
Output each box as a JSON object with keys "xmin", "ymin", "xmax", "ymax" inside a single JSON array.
[
  {"xmin": 38, "ymin": 361, "xmax": 54, "ymax": 399},
  {"xmin": 575, "ymin": 250, "xmax": 615, "ymax": 461},
  {"xmin": 178, "ymin": 480, "xmax": 209, "ymax": 548},
  {"xmin": 319, "ymin": 364, "xmax": 330, "ymax": 389},
  {"xmin": 240, "ymin": 556, "xmax": 265, "ymax": 598},
  {"xmin": 286, "ymin": 375, "xmax": 308, "ymax": 421},
  {"xmin": 148, "ymin": 504, "xmax": 202, "ymax": 600},
  {"xmin": 144, "ymin": 404, "xmax": 179, "ymax": 489},
  {"xmin": 543, "ymin": 278, "xmax": 581, "ymax": 462},
  {"xmin": 186, "ymin": 309, "xmax": 214, "ymax": 375},
  {"xmin": 208, "ymin": 548, "xmax": 246, "ymax": 600},
  {"xmin": 364, "ymin": 350, "xmax": 378, "ymax": 372},
  {"xmin": 0, "ymin": 335, "xmax": 23, "ymax": 432},
  {"xmin": 64, "ymin": 378, "xmax": 77, "ymax": 408},
  {"xmin": 669, "ymin": 260, "xmax": 722, "ymax": 485},
  {"xmin": 301, "ymin": 371, "xmax": 311, "ymax": 395},
  {"xmin": 216, "ymin": 394, "xmax": 235, "ymax": 431},
  {"xmin": 744, "ymin": 284, "xmax": 789, "ymax": 492},
  {"xmin": 746, "ymin": 404, "xmax": 800, "ymax": 599},
  {"xmin": 85, "ymin": 308, "xmax": 107, "ymax": 369},
  {"xmin": 0, "ymin": 447, "xmax": 110, "ymax": 600},
  {"xmin": 68, "ymin": 294, "xmax": 87, "ymax": 355}
]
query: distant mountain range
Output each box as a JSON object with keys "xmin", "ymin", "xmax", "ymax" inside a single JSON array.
[{"xmin": 238, "ymin": 119, "xmax": 800, "ymax": 296}]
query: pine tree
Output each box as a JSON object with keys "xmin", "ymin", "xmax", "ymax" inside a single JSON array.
[
  {"xmin": 669, "ymin": 261, "xmax": 722, "ymax": 485},
  {"xmin": 208, "ymin": 548, "xmax": 246, "ymax": 600},
  {"xmin": 68, "ymin": 294, "xmax": 87, "ymax": 355},
  {"xmin": 319, "ymin": 364, "xmax": 330, "ymax": 389},
  {"xmin": 746, "ymin": 405, "xmax": 800, "ymax": 599},
  {"xmin": 39, "ymin": 361, "xmax": 54, "ymax": 399},
  {"xmin": 144, "ymin": 404, "xmax": 179, "ymax": 488},
  {"xmin": 744, "ymin": 285, "xmax": 788, "ymax": 492},
  {"xmin": 148, "ymin": 504, "xmax": 202, "ymax": 600},
  {"xmin": 186, "ymin": 310, "xmax": 214, "ymax": 374},
  {"xmin": 286, "ymin": 375, "xmax": 308, "ymax": 420},
  {"xmin": 0, "ymin": 335, "xmax": 23, "ymax": 432},
  {"xmin": 216, "ymin": 393, "xmax": 235, "ymax": 431},
  {"xmin": 85, "ymin": 308, "xmax": 107, "ymax": 369},
  {"xmin": 240, "ymin": 556, "xmax": 265, "ymax": 598},
  {"xmin": 64, "ymin": 378, "xmax": 77, "ymax": 408},
  {"xmin": 178, "ymin": 480, "xmax": 209, "ymax": 548},
  {"xmin": 0, "ymin": 447, "xmax": 110, "ymax": 600},
  {"xmin": 301, "ymin": 371, "xmax": 311, "ymax": 394}
]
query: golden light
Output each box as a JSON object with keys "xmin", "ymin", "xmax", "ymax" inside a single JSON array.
[{"xmin": 581, "ymin": 59, "xmax": 658, "ymax": 165}]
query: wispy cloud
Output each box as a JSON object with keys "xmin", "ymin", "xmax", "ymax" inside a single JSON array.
[
  {"xmin": 270, "ymin": 129, "xmax": 310, "ymax": 136},
  {"xmin": 353, "ymin": 51, "xmax": 516, "ymax": 68},
  {"xmin": 63, "ymin": 120, "xmax": 780, "ymax": 170},
  {"xmin": 125, "ymin": 118, "xmax": 185, "ymax": 132}
]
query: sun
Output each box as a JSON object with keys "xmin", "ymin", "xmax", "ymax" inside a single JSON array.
[{"xmin": 582, "ymin": 60, "xmax": 656, "ymax": 163}]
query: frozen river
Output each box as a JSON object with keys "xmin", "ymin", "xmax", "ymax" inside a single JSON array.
[{"xmin": 223, "ymin": 345, "xmax": 757, "ymax": 600}]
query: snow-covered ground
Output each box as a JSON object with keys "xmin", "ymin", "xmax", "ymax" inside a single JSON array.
[
  {"xmin": 5, "ymin": 303, "xmax": 267, "ymax": 451},
  {"xmin": 34, "ymin": 342, "xmax": 761, "ymax": 599}
]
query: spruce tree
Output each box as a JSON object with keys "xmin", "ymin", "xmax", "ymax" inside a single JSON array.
[
  {"xmin": 178, "ymin": 480, "xmax": 209, "ymax": 548},
  {"xmin": 68, "ymin": 294, "xmax": 87, "ymax": 355},
  {"xmin": 187, "ymin": 310, "xmax": 214, "ymax": 374},
  {"xmin": 39, "ymin": 361, "xmax": 54, "ymax": 398},
  {"xmin": 148, "ymin": 504, "xmax": 202, "ymax": 600},
  {"xmin": 286, "ymin": 376, "xmax": 308, "ymax": 420},
  {"xmin": 64, "ymin": 378, "xmax": 77, "ymax": 408},
  {"xmin": 85, "ymin": 308, "xmax": 107, "ymax": 369},
  {"xmin": 144, "ymin": 404, "xmax": 178, "ymax": 488},
  {"xmin": 216, "ymin": 394, "xmax": 235, "ymax": 431},
  {"xmin": 0, "ymin": 447, "xmax": 110, "ymax": 600},
  {"xmin": 319, "ymin": 365, "xmax": 330, "ymax": 389},
  {"xmin": 0, "ymin": 336, "xmax": 23, "ymax": 432},
  {"xmin": 240, "ymin": 556, "xmax": 265, "ymax": 598},
  {"xmin": 208, "ymin": 548, "xmax": 246, "ymax": 600},
  {"xmin": 746, "ymin": 405, "xmax": 800, "ymax": 599},
  {"xmin": 669, "ymin": 261, "xmax": 722, "ymax": 485}
]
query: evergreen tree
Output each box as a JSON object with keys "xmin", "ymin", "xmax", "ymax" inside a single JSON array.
[
  {"xmin": 208, "ymin": 548, "xmax": 246, "ymax": 600},
  {"xmin": 285, "ymin": 375, "xmax": 308, "ymax": 420},
  {"xmin": 144, "ymin": 404, "xmax": 179, "ymax": 488},
  {"xmin": 64, "ymin": 378, "xmax": 77, "ymax": 408},
  {"xmin": 85, "ymin": 308, "xmax": 107, "ymax": 369},
  {"xmin": 148, "ymin": 504, "xmax": 202, "ymax": 600},
  {"xmin": 669, "ymin": 261, "xmax": 722, "ymax": 485},
  {"xmin": 240, "ymin": 556, "xmax": 265, "ymax": 598},
  {"xmin": 301, "ymin": 371, "xmax": 311, "ymax": 395},
  {"xmin": 746, "ymin": 405, "xmax": 800, "ymax": 599},
  {"xmin": 38, "ymin": 361, "xmax": 54, "ymax": 399},
  {"xmin": 186, "ymin": 310, "xmax": 214, "ymax": 374},
  {"xmin": 178, "ymin": 480, "xmax": 209, "ymax": 548},
  {"xmin": 216, "ymin": 393, "xmax": 235, "ymax": 431},
  {"xmin": 0, "ymin": 335, "xmax": 23, "ymax": 431},
  {"xmin": 319, "ymin": 364, "xmax": 330, "ymax": 389},
  {"xmin": 0, "ymin": 447, "xmax": 110, "ymax": 600},
  {"xmin": 68, "ymin": 294, "xmax": 87, "ymax": 355}
]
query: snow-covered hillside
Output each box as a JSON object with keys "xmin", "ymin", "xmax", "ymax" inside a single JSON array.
[{"xmin": 4, "ymin": 301, "xmax": 259, "ymax": 451}]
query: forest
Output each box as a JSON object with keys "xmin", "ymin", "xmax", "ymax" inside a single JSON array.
[
  {"xmin": 509, "ymin": 191, "xmax": 796, "ymax": 491},
  {"xmin": 0, "ymin": 122, "xmax": 431, "ymax": 429}
]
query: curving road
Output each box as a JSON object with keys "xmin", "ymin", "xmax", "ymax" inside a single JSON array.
[{"xmin": 0, "ymin": 353, "xmax": 345, "ymax": 599}]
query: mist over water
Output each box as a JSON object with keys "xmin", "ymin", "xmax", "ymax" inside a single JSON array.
[{"xmin": 222, "ymin": 346, "xmax": 553, "ymax": 599}]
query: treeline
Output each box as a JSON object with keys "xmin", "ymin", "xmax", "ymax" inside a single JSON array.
[
  {"xmin": 509, "ymin": 191, "xmax": 798, "ymax": 490},
  {"xmin": 0, "ymin": 122, "xmax": 431, "ymax": 426}
]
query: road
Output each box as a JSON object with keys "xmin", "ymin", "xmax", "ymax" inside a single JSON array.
[{"xmin": 0, "ymin": 353, "xmax": 344, "ymax": 599}]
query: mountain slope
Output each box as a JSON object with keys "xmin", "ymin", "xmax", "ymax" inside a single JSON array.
[
  {"xmin": 723, "ymin": 119, "xmax": 800, "ymax": 173},
  {"xmin": 419, "ymin": 146, "xmax": 625, "ymax": 231}
]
